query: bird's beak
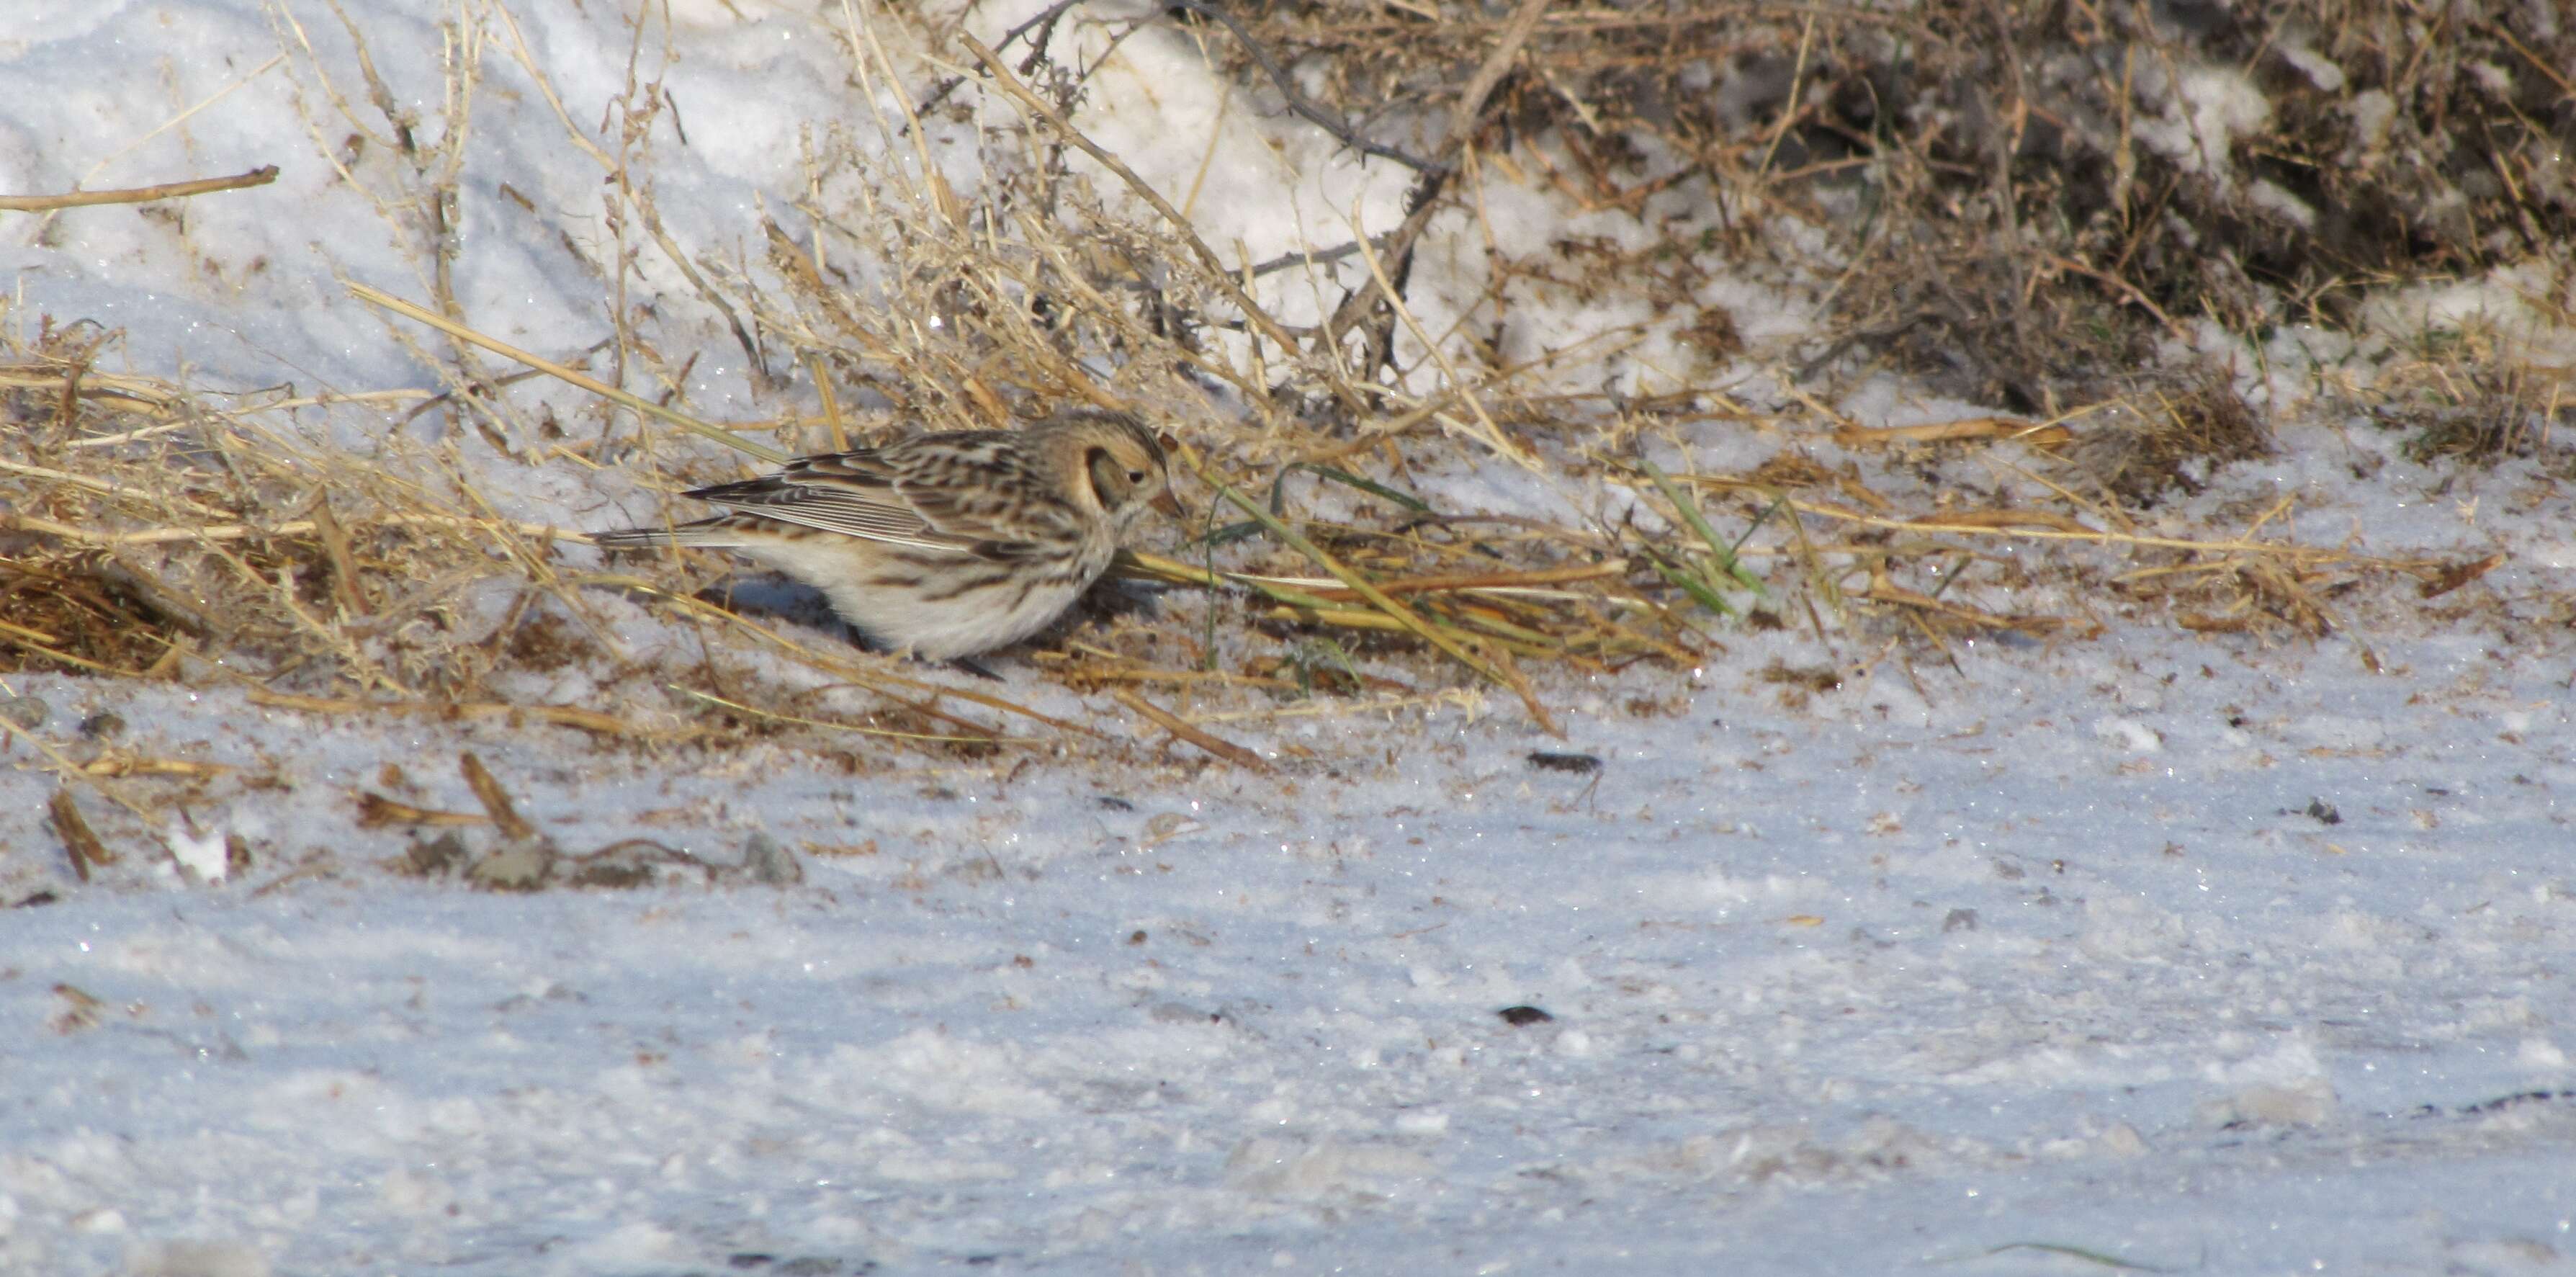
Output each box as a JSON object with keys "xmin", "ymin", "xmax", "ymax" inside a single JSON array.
[{"xmin": 1150, "ymin": 489, "xmax": 1186, "ymax": 519}]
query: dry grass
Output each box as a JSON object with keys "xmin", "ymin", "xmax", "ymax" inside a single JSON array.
[
  {"xmin": 1, "ymin": 0, "xmax": 2555, "ymax": 841},
  {"xmin": 0, "ymin": 324, "xmax": 560, "ymax": 697},
  {"xmin": 1207, "ymin": 0, "xmax": 2573, "ymax": 407}
]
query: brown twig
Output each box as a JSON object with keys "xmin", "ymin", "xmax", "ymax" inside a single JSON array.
[
  {"xmin": 669, "ymin": 686, "xmax": 1028, "ymax": 747},
  {"xmin": 355, "ymin": 792, "xmax": 491, "ymax": 829},
  {"xmin": 2038, "ymin": 253, "xmax": 2188, "ymax": 341},
  {"xmin": 1833, "ymin": 418, "xmax": 2073, "ymax": 449},
  {"xmin": 246, "ymin": 689, "xmax": 670, "ymax": 738},
  {"xmin": 959, "ymin": 35, "xmax": 1305, "ymax": 359},
  {"xmin": 459, "ymin": 753, "xmax": 537, "ymax": 841},
  {"xmin": 1192, "ymin": 454, "xmax": 1563, "ymax": 734},
  {"xmin": 1113, "ymin": 688, "xmax": 1271, "ymax": 771},
  {"xmin": 6, "ymin": 509, "xmax": 581, "ymax": 548},
  {"xmin": 1322, "ymin": 0, "xmax": 1549, "ymax": 351},
  {"xmin": 611, "ymin": 585, "xmax": 1100, "ymax": 738},
  {"xmin": 914, "ymin": 0, "xmax": 1085, "ymax": 120},
  {"xmin": 0, "ymin": 166, "xmax": 279, "ymax": 212},
  {"xmin": 345, "ymin": 281, "xmax": 789, "ymax": 464},
  {"xmin": 78, "ymin": 755, "xmax": 233, "ymax": 779},
  {"xmin": 1163, "ymin": 1, "xmax": 1437, "ymax": 171},
  {"xmin": 4, "ymin": 707, "xmax": 167, "ymax": 838},
  {"xmin": 49, "ymin": 789, "xmax": 115, "ymax": 882},
  {"xmin": 1302, "ymin": 563, "xmax": 1625, "ymax": 600},
  {"xmin": 308, "ymin": 496, "xmax": 374, "ymax": 618}
]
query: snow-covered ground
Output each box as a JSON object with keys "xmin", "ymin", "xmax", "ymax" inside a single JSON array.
[{"xmin": 6, "ymin": 2, "xmax": 2575, "ymax": 1275}]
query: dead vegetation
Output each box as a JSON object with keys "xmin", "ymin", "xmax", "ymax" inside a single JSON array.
[
  {"xmin": 0, "ymin": 323, "xmax": 530, "ymax": 694},
  {"xmin": 0, "ymin": 0, "xmax": 2557, "ymax": 872},
  {"xmin": 1210, "ymin": 0, "xmax": 2572, "ymax": 398}
]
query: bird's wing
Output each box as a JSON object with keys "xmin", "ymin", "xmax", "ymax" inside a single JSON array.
[{"xmin": 683, "ymin": 441, "xmax": 1069, "ymax": 558}]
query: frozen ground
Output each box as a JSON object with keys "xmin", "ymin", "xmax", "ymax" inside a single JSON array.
[
  {"xmin": 11, "ymin": 626, "xmax": 2576, "ymax": 1276},
  {"xmin": 6, "ymin": 2, "xmax": 2576, "ymax": 1276}
]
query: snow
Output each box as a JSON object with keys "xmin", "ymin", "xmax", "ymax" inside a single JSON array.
[
  {"xmin": 6, "ymin": 2, "xmax": 2576, "ymax": 1276},
  {"xmin": 2133, "ymin": 62, "xmax": 2271, "ymax": 185}
]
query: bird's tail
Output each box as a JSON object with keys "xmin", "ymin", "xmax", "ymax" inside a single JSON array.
[{"xmin": 590, "ymin": 519, "xmax": 748, "ymax": 550}]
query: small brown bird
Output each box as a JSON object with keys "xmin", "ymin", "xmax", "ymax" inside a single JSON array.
[{"xmin": 595, "ymin": 410, "xmax": 1181, "ymax": 660}]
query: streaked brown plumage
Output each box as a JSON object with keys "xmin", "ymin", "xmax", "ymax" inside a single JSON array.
[{"xmin": 594, "ymin": 410, "xmax": 1180, "ymax": 660}]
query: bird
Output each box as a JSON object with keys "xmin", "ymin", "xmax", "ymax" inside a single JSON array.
[{"xmin": 593, "ymin": 409, "xmax": 1182, "ymax": 662}]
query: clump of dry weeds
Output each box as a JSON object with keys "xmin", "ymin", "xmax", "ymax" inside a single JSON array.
[
  {"xmin": 0, "ymin": 321, "xmax": 555, "ymax": 696},
  {"xmin": 1206, "ymin": 0, "xmax": 2573, "ymax": 454},
  {"xmin": 0, "ymin": 0, "xmax": 2544, "ymax": 835}
]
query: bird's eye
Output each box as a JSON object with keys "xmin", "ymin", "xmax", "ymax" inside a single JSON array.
[{"xmin": 1128, "ymin": 470, "xmax": 1146, "ymax": 483}]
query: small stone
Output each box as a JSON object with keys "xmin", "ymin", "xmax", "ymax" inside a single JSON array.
[
  {"xmin": 465, "ymin": 839, "xmax": 556, "ymax": 892},
  {"xmin": 1152, "ymin": 1001, "xmax": 1224, "ymax": 1025},
  {"xmin": 741, "ymin": 832, "xmax": 802, "ymax": 887},
  {"xmin": 1497, "ymin": 1005, "xmax": 1554, "ymax": 1026},
  {"xmin": 399, "ymin": 831, "xmax": 470, "ymax": 877},
  {"xmin": 563, "ymin": 860, "xmax": 653, "ymax": 890},
  {"xmin": 2098, "ymin": 1121, "xmax": 2149, "ymax": 1157},
  {"xmin": 1525, "ymin": 751, "xmax": 1602, "ymax": 775},
  {"xmin": 0, "ymin": 696, "xmax": 50, "ymax": 731},
  {"xmin": 78, "ymin": 711, "xmax": 126, "ymax": 740}
]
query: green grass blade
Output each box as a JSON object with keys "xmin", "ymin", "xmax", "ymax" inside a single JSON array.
[
  {"xmin": 1280, "ymin": 462, "xmax": 1435, "ymax": 514},
  {"xmin": 1638, "ymin": 542, "xmax": 1737, "ymax": 618},
  {"xmin": 1640, "ymin": 458, "xmax": 1766, "ymax": 598}
]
